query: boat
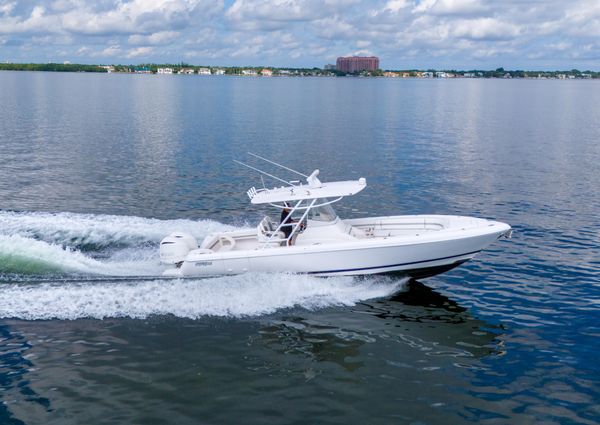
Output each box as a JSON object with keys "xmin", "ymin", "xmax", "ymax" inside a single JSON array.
[{"xmin": 160, "ymin": 154, "xmax": 512, "ymax": 278}]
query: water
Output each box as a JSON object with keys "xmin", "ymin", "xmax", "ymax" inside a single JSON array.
[{"xmin": 1, "ymin": 71, "xmax": 599, "ymax": 424}]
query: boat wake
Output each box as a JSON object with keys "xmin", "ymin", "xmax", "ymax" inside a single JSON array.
[
  {"xmin": 0, "ymin": 210, "xmax": 236, "ymax": 276},
  {"xmin": 0, "ymin": 210, "xmax": 406, "ymax": 320},
  {"xmin": 0, "ymin": 273, "xmax": 405, "ymax": 320}
]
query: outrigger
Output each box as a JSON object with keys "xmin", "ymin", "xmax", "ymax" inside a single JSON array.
[{"xmin": 160, "ymin": 154, "xmax": 511, "ymax": 278}]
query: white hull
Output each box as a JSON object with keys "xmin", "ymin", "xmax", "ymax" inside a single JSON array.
[{"xmin": 162, "ymin": 215, "xmax": 511, "ymax": 278}]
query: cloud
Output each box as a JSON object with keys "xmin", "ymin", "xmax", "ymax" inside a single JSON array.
[
  {"xmin": 127, "ymin": 46, "xmax": 153, "ymax": 58},
  {"xmin": 452, "ymin": 18, "xmax": 521, "ymax": 41},
  {"xmin": 0, "ymin": 0, "xmax": 223, "ymax": 35},
  {"xmin": 226, "ymin": 0, "xmax": 357, "ymax": 30},
  {"xmin": 313, "ymin": 16, "xmax": 355, "ymax": 40},
  {"xmin": 0, "ymin": 0, "xmax": 597, "ymax": 69},
  {"xmin": 128, "ymin": 31, "xmax": 180, "ymax": 46},
  {"xmin": 412, "ymin": 0, "xmax": 487, "ymax": 16},
  {"xmin": 99, "ymin": 44, "xmax": 120, "ymax": 57},
  {"xmin": 0, "ymin": 1, "xmax": 15, "ymax": 16}
]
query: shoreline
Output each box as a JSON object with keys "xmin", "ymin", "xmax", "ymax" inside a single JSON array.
[{"xmin": 0, "ymin": 63, "xmax": 598, "ymax": 79}]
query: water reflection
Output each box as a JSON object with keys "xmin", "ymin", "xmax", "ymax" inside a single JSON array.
[
  {"xmin": 259, "ymin": 318, "xmax": 368, "ymax": 372},
  {"xmin": 0, "ymin": 282, "xmax": 503, "ymax": 424},
  {"xmin": 0, "ymin": 324, "xmax": 51, "ymax": 424},
  {"xmin": 258, "ymin": 280, "xmax": 504, "ymax": 374}
]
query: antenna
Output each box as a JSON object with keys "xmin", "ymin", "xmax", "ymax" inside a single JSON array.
[
  {"xmin": 234, "ymin": 160, "xmax": 293, "ymax": 186},
  {"xmin": 247, "ymin": 152, "xmax": 308, "ymax": 178}
]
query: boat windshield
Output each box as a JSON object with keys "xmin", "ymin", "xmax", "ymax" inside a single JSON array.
[{"xmin": 309, "ymin": 199, "xmax": 338, "ymax": 222}]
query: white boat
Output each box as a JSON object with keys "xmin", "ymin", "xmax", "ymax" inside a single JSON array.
[{"xmin": 160, "ymin": 155, "xmax": 511, "ymax": 278}]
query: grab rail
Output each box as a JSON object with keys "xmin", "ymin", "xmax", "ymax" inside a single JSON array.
[{"xmin": 261, "ymin": 198, "xmax": 315, "ymax": 249}]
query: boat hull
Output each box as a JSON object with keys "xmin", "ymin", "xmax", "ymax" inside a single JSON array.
[{"xmin": 165, "ymin": 221, "xmax": 510, "ymax": 278}]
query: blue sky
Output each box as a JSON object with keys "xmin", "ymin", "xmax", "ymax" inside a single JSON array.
[{"xmin": 0, "ymin": 0, "xmax": 598, "ymax": 70}]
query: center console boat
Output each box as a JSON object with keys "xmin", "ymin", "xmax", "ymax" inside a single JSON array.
[{"xmin": 160, "ymin": 155, "xmax": 511, "ymax": 278}]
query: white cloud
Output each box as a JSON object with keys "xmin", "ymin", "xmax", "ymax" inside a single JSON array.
[
  {"xmin": 0, "ymin": 0, "xmax": 598, "ymax": 69},
  {"xmin": 76, "ymin": 46, "xmax": 91, "ymax": 55},
  {"xmin": 128, "ymin": 31, "xmax": 180, "ymax": 46},
  {"xmin": 413, "ymin": 0, "xmax": 487, "ymax": 16},
  {"xmin": 313, "ymin": 16, "xmax": 355, "ymax": 39},
  {"xmin": 226, "ymin": 0, "xmax": 357, "ymax": 30},
  {"xmin": 98, "ymin": 45, "xmax": 120, "ymax": 57},
  {"xmin": 452, "ymin": 18, "xmax": 521, "ymax": 41},
  {"xmin": 127, "ymin": 46, "xmax": 153, "ymax": 58},
  {"xmin": 0, "ymin": 1, "xmax": 15, "ymax": 16},
  {"xmin": 0, "ymin": 0, "xmax": 223, "ymax": 35},
  {"xmin": 384, "ymin": 0, "xmax": 409, "ymax": 13}
]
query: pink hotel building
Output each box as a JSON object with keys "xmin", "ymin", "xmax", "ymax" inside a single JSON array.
[{"xmin": 336, "ymin": 56, "xmax": 380, "ymax": 73}]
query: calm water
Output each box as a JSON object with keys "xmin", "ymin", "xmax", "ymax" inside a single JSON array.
[{"xmin": 0, "ymin": 71, "xmax": 599, "ymax": 424}]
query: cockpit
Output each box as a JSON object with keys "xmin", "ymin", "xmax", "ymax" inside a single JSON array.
[{"xmin": 308, "ymin": 199, "xmax": 338, "ymax": 223}]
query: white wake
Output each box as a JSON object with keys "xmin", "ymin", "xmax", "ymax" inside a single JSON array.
[
  {"xmin": 0, "ymin": 210, "xmax": 237, "ymax": 275},
  {"xmin": 0, "ymin": 274, "xmax": 405, "ymax": 320}
]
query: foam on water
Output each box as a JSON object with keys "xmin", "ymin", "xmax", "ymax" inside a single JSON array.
[
  {"xmin": 0, "ymin": 234, "xmax": 163, "ymax": 276},
  {"xmin": 0, "ymin": 210, "xmax": 236, "ymax": 250},
  {"xmin": 0, "ymin": 274, "xmax": 406, "ymax": 320},
  {"xmin": 0, "ymin": 210, "xmax": 406, "ymax": 319},
  {"xmin": 0, "ymin": 210, "xmax": 240, "ymax": 276}
]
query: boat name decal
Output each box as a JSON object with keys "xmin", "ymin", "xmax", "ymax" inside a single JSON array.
[{"xmin": 195, "ymin": 261, "xmax": 213, "ymax": 267}]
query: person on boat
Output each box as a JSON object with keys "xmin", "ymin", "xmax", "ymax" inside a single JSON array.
[{"xmin": 280, "ymin": 204, "xmax": 295, "ymax": 245}]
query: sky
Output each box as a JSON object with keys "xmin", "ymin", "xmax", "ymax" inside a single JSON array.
[{"xmin": 0, "ymin": 0, "xmax": 598, "ymax": 70}]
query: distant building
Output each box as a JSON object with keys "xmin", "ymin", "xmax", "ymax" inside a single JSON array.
[
  {"xmin": 261, "ymin": 68, "xmax": 273, "ymax": 76},
  {"xmin": 335, "ymin": 56, "xmax": 379, "ymax": 73},
  {"xmin": 242, "ymin": 69, "xmax": 257, "ymax": 76},
  {"xmin": 324, "ymin": 64, "xmax": 336, "ymax": 70},
  {"xmin": 213, "ymin": 69, "xmax": 225, "ymax": 75},
  {"xmin": 383, "ymin": 71, "xmax": 399, "ymax": 78},
  {"xmin": 100, "ymin": 65, "xmax": 115, "ymax": 73},
  {"xmin": 157, "ymin": 68, "xmax": 173, "ymax": 74},
  {"xmin": 179, "ymin": 68, "xmax": 195, "ymax": 75},
  {"xmin": 134, "ymin": 66, "xmax": 151, "ymax": 74},
  {"xmin": 198, "ymin": 67, "xmax": 211, "ymax": 75}
]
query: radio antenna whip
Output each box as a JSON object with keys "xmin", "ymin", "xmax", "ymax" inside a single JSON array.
[
  {"xmin": 234, "ymin": 160, "xmax": 293, "ymax": 186},
  {"xmin": 248, "ymin": 152, "xmax": 308, "ymax": 178}
]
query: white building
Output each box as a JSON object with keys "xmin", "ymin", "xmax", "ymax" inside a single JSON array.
[
  {"xmin": 179, "ymin": 68, "xmax": 195, "ymax": 75},
  {"xmin": 198, "ymin": 68, "xmax": 211, "ymax": 75},
  {"xmin": 242, "ymin": 69, "xmax": 257, "ymax": 76},
  {"xmin": 157, "ymin": 68, "xmax": 173, "ymax": 74}
]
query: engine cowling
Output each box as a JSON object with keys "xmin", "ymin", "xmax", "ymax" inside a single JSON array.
[{"xmin": 160, "ymin": 232, "xmax": 198, "ymax": 264}]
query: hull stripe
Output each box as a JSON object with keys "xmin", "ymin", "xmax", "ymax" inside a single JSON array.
[{"xmin": 308, "ymin": 250, "xmax": 481, "ymax": 275}]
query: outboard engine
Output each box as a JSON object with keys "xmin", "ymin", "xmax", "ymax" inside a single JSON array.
[{"xmin": 160, "ymin": 232, "xmax": 198, "ymax": 264}]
